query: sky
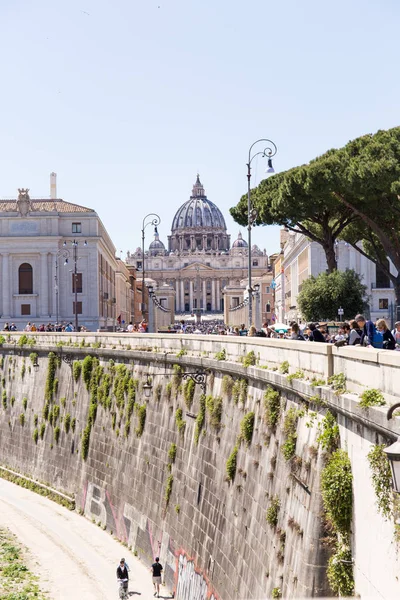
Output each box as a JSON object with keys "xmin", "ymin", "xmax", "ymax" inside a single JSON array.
[{"xmin": 0, "ymin": 0, "xmax": 399, "ymax": 257}]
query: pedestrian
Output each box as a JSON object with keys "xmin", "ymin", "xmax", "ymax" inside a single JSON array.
[
  {"xmin": 376, "ymin": 319, "xmax": 396, "ymax": 350},
  {"xmin": 3, "ymin": 322, "xmax": 10, "ymax": 331},
  {"xmin": 116, "ymin": 557, "xmax": 129, "ymax": 596},
  {"xmin": 391, "ymin": 321, "xmax": 400, "ymax": 348},
  {"xmin": 127, "ymin": 321, "xmax": 134, "ymax": 333},
  {"xmin": 348, "ymin": 320, "xmax": 363, "ymax": 345},
  {"xmin": 25, "ymin": 322, "xmax": 32, "ymax": 332},
  {"xmin": 308, "ymin": 323, "xmax": 326, "ymax": 342},
  {"xmin": 290, "ymin": 323, "xmax": 305, "ymax": 341},
  {"xmin": 150, "ymin": 556, "xmax": 163, "ymax": 597},
  {"xmin": 247, "ymin": 326, "xmax": 257, "ymax": 337},
  {"xmin": 355, "ymin": 314, "xmax": 381, "ymax": 348}
]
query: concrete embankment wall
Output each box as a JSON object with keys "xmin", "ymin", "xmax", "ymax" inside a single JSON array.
[{"xmin": 0, "ymin": 333, "xmax": 400, "ymax": 599}]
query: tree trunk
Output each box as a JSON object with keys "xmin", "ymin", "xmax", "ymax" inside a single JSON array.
[
  {"xmin": 323, "ymin": 242, "xmax": 337, "ymax": 273},
  {"xmin": 393, "ymin": 274, "xmax": 400, "ymax": 317}
]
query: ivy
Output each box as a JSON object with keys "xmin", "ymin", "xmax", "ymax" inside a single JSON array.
[
  {"xmin": 64, "ymin": 414, "xmax": 71, "ymax": 434},
  {"xmin": 287, "ymin": 369, "xmax": 304, "ymax": 382},
  {"xmin": 367, "ymin": 444, "xmax": 393, "ymax": 519},
  {"xmin": 221, "ymin": 375, "xmax": 234, "ymax": 400},
  {"xmin": 321, "ymin": 449, "xmax": 353, "ymax": 534},
  {"xmin": 164, "ymin": 474, "xmax": 173, "ymax": 506},
  {"xmin": 18, "ymin": 334, "xmax": 29, "ymax": 346},
  {"xmin": 33, "ymin": 428, "xmax": 39, "ymax": 444},
  {"xmin": 266, "ymin": 496, "xmax": 280, "ymax": 527},
  {"xmin": 73, "ymin": 361, "xmax": 82, "ymax": 382},
  {"xmin": 327, "ymin": 542, "xmax": 354, "ymax": 597},
  {"xmin": 175, "ymin": 408, "xmax": 186, "ymax": 436},
  {"xmin": 172, "ymin": 364, "xmax": 183, "ymax": 391},
  {"xmin": 194, "ymin": 394, "xmax": 206, "ymax": 445},
  {"xmin": 40, "ymin": 422, "xmax": 46, "ymax": 439},
  {"xmin": 271, "ymin": 588, "xmax": 282, "ymax": 599},
  {"xmin": 166, "ymin": 382, "xmax": 173, "ymax": 401},
  {"xmin": 264, "ymin": 387, "xmax": 281, "ymax": 429},
  {"xmin": 240, "ymin": 412, "xmax": 255, "ymax": 446},
  {"xmin": 81, "ymin": 424, "xmax": 91, "ymax": 460},
  {"xmin": 168, "ymin": 443, "xmax": 177, "ymax": 463},
  {"xmin": 54, "ymin": 426, "xmax": 60, "ymax": 444},
  {"xmin": 214, "ymin": 348, "xmax": 226, "ymax": 361},
  {"xmin": 359, "ymin": 388, "xmax": 386, "ymax": 408},
  {"xmin": 82, "ymin": 356, "xmax": 94, "ymax": 389},
  {"xmin": 226, "ymin": 445, "xmax": 239, "ymax": 481},
  {"xmin": 327, "ymin": 372, "xmax": 346, "ymax": 395},
  {"xmin": 243, "ymin": 350, "xmax": 256, "ymax": 367},
  {"xmin": 183, "ymin": 379, "xmax": 195, "ymax": 410},
  {"xmin": 317, "ymin": 410, "xmax": 339, "ymax": 453},
  {"xmin": 279, "ymin": 361, "xmax": 289, "ymax": 374},
  {"xmin": 206, "ymin": 395, "xmax": 223, "ymax": 430},
  {"xmin": 135, "ymin": 404, "xmax": 146, "ymax": 437}
]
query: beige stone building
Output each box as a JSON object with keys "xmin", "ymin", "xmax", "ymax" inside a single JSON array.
[{"xmin": 126, "ymin": 176, "xmax": 270, "ymax": 316}]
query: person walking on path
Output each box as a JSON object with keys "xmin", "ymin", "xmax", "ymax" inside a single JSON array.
[{"xmin": 151, "ymin": 557, "xmax": 163, "ymax": 597}]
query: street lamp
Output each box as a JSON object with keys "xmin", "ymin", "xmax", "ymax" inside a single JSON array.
[
  {"xmin": 54, "ymin": 248, "xmax": 70, "ymax": 326},
  {"xmin": 385, "ymin": 404, "xmax": 400, "ymax": 493},
  {"xmin": 141, "ymin": 214, "xmax": 161, "ymax": 319},
  {"xmin": 143, "ymin": 375, "xmax": 153, "ymax": 399},
  {"xmin": 63, "ymin": 239, "xmax": 88, "ymax": 331},
  {"xmin": 247, "ymin": 138, "xmax": 277, "ymax": 327}
]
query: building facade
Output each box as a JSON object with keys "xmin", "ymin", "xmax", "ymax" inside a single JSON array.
[
  {"xmin": 126, "ymin": 176, "xmax": 270, "ymax": 316},
  {"xmin": 0, "ymin": 180, "xmax": 130, "ymax": 331}
]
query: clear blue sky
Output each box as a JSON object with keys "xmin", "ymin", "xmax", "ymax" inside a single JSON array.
[{"xmin": 1, "ymin": 0, "xmax": 399, "ymax": 256}]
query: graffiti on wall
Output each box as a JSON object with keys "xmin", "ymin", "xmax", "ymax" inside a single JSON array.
[{"xmin": 83, "ymin": 481, "xmax": 218, "ymax": 599}]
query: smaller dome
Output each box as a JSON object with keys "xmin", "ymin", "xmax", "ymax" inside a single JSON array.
[
  {"xmin": 149, "ymin": 229, "xmax": 166, "ymax": 256},
  {"xmin": 232, "ymin": 231, "xmax": 248, "ymax": 248}
]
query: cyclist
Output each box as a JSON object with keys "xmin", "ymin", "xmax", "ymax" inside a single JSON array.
[{"xmin": 116, "ymin": 558, "xmax": 129, "ymax": 598}]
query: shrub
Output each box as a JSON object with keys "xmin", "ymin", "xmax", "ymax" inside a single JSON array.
[
  {"xmin": 327, "ymin": 542, "xmax": 354, "ymax": 597},
  {"xmin": 81, "ymin": 424, "xmax": 92, "ymax": 460},
  {"xmin": 214, "ymin": 348, "xmax": 226, "ymax": 361},
  {"xmin": 18, "ymin": 334, "xmax": 29, "ymax": 346},
  {"xmin": 165, "ymin": 382, "xmax": 173, "ymax": 401},
  {"xmin": 264, "ymin": 387, "xmax": 281, "ymax": 428},
  {"xmin": 281, "ymin": 407, "xmax": 298, "ymax": 460},
  {"xmin": 22, "ymin": 397, "xmax": 28, "ymax": 411},
  {"xmin": 287, "ymin": 369, "xmax": 304, "ymax": 382},
  {"xmin": 280, "ymin": 361, "xmax": 289, "ymax": 374},
  {"xmin": 40, "ymin": 422, "xmax": 46, "ymax": 439},
  {"xmin": 135, "ymin": 404, "xmax": 146, "ymax": 437},
  {"xmin": 71, "ymin": 417, "xmax": 76, "ymax": 432},
  {"xmin": 243, "ymin": 350, "xmax": 256, "ymax": 367},
  {"xmin": 2, "ymin": 390, "xmax": 7, "ymax": 409},
  {"xmin": 266, "ymin": 496, "xmax": 280, "ymax": 527},
  {"xmin": 367, "ymin": 444, "xmax": 393, "ymax": 519},
  {"xmin": 221, "ymin": 375, "xmax": 234, "ymax": 400},
  {"xmin": 0, "ymin": 335, "xmax": 5, "ymax": 346},
  {"xmin": 45, "ymin": 352, "xmax": 57, "ymax": 401},
  {"xmin": 271, "ymin": 588, "xmax": 282, "ymax": 599},
  {"xmin": 240, "ymin": 412, "xmax": 255, "ymax": 446},
  {"xmin": 53, "ymin": 378, "xmax": 59, "ymax": 395},
  {"xmin": 54, "ymin": 426, "xmax": 61, "ymax": 444},
  {"xmin": 176, "ymin": 348, "xmax": 187, "ymax": 357},
  {"xmin": 183, "ymin": 379, "xmax": 195, "ymax": 410},
  {"xmin": 73, "ymin": 361, "xmax": 82, "ymax": 382},
  {"xmin": 168, "ymin": 443, "xmax": 177, "ymax": 463},
  {"xmin": 19, "ymin": 413, "xmax": 25, "ymax": 426},
  {"xmin": 172, "ymin": 364, "xmax": 183, "ymax": 390},
  {"xmin": 321, "ymin": 449, "xmax": 353, "ymax": 534},
  {"xmin": 206, "ymin": 395, "xmax": 223, "ymax": 430},
  {"xmin": 359, "ymin": 388, "xmax": 386, "ymax": 408},
  {"xmin": 21, "ymin": 361, "xmax": 26, "ymax": 379},
  {"xmin": 327, "ymin": 372, "xmax": 346, "ymax": 395},
  {"xmin": 175, "ymin": 408, "xmax": 186, "ymax": 436},
  {"xmin": 194, "ymin": 394, "xmax": 206, "ymax": 445},
  {"xmin": 226, "ymin": 445, "xmax": 239, "ymax": 481},
  {"xmin": 317, "ymin": 410, "xmax": 339, "ymax": 453}
]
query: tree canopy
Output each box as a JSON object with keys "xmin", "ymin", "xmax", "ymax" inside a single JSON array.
[
  {"xmin": 297, "ymin": 269, "xmax": 368, "ymax": 322},
  {"xmin": 230, "ymin": 127, "xmax": 400, "ymax": 302}
]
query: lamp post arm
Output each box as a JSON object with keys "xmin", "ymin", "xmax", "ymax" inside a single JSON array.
[{"xmin": 387, "ymin": 403, "xmax": 400, "ymax": 420}]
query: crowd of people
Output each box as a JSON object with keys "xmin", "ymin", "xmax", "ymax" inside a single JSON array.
[{"xmin": 2, "ymin": 321, "xmax": 89, "ymax": 332}]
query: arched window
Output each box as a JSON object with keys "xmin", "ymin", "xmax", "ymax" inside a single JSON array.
[
  {"xmin": 19, "ymin": 263, "xmax": 33, "ymax": 294},
  {"xmin": 266, "ymin": 302, "xmax": 271, "ymax": 313}
]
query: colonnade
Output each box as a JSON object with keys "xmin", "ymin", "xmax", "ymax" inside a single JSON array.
[{"xmin": 174, "ymin": 278, "xmax": 222, "ymax": 313}]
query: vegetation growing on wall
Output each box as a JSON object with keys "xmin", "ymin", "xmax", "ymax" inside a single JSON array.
[
  {"xmin": 81, "ymin": 424, "xmax": 91, "ymax": 460},
  {"xmin": 73, "ymin": 361, "xmax": 82, "ymax": 382},
  {"xmin": 264, "ymin": 387, "xmax": 281, "ymax": 429},
  {"xmin": 240, "ymin": 412, "xmax": 255, "ymax": 446},
  {"xmin": 327, "ymin": 373, "xmax": 346, "ymax": 395},
  {"xmin": 214, "ymin": 348, "xmax": 226, "ymax": 361},
  {"xmin": 44, "ymin": 352, "xmax": 57, "ymax": 401},
  {"xmin": 183, "ymin": 379, "xmax": 195, "ymax": 409},
  {"xmin": 206, "ymin": 395, "xmax": 223, "ymax": 431},
  {"xmin": 367, "ymin": 444, "xmax": 393, "ymax": 519},
  {"xmin": 82, "ymin": 356, "xmax": 94, "ymax": 389},
  {"xmin": 359, "ymin": 389, "xmax": 386, "ymax": 408},
  {"xmin": 172, "ymin": 364, "xmax": 183, "ymax": 392},
  {"xmin": 221, "ymin": 375, "xmax": 234, "ymax": 400},
  {"xmin": 175, "ymin": 408, "xmax": 186, "ymax": 436},
  {"xmin": 279, "ymin": 361, "xmax": 289, "ymax": 374},
  {"xmin": 168, "ymin": 443, "xmax": 177, "ymax": 463},
  {"xmin": 164, "ymin": 474, "xmax": 173, "ymax": 506},
  {"xmin": 243, "ymin": 350, "xmax": 256, "ymax": 367},
  {"xmin": 226, "ymin": 445, "xmax": 239, "ymax": 482},
  {"xmin": 194, "ymin": 394, "xmax": 206, "ymax": 445},
  {"xmin": 266, "ymin": 496, "xmax": 280, "ymax": 527},
  {"xmin": 165, "ymin": 382, "xmax": 172, "ymax": 401},
  {"xmin": 135, "ymin": 404, "xmax": 146, "ymax": 437},
  {"xmin": 281, "ymin": 407, "xmax": 298, "ymax": 460},
  {"xmin": 317, "ymin": 411, "xmax": 339, "ymax": 453}
]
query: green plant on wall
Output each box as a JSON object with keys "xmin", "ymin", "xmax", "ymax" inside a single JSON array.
[
  {"xmin": 21, "ymin": 360, "xmax": 26, "ymax": 379},
  {"xmin": 82, "ymin": 356, "xmax": 94, "ymax": 389},
  {"xmin": 206, "ymin": 395, "xmax": 223, "ymax": 431},
  {"xmin": 154, "ymin": 383, "xmax": 162, "ymax": 402},
  {"xmin": 279, "ymin": 361, "xmax": 289, "ymax": 374},
  {"xmin": 264, "ymin": 387, "xmax": 281, "ymax": 429},
  {"xmin": 287, "ymin": 369, "xmax": 304, "ymax": 382},
  {"xmin": 168, "ymin": 443, "xmax": 177, "ymax": 463},
  {"xmin": 176, "ymin": 348, "xmax": 187, "ymax": 358},
  {"xmin": 165, "ymin": 382, "xmax": 173, "ymax": 401},
  {"xmin": 327, "ymin": 542, "xmax": 354, "ymax": 597},
  {"xmin": 226, "ymin": 445, "xmax": 239, "ymax": 482},
  {"xmin": 40, "ymin": 422, "xmax": 46, "ymax": 439},
  {"xmin": 33, "ymin": 428, "xmax": 39, "ymax": 444},
  {"xmin": 183, "ymin": 379, "xmax": 195, "ymax": 410},
  {"xmin": 22, "ymin": 397, "xmax": 28, "ymax": 411},
  {"xmin": 18, "ymin": 334, "xmax": 29, "ymax": 346},
  {"xmin": 135, "ymin": 404, "xmax": 146, "ymax": 437},
  {"xmin": 194, "ymin": 394, "xmax": 206, "ymax": 445},
  {"xmin": 172, "ymin": 364, "xmax": 183, "ymax": 391},
  {"xmin": 71, "ymin": 417, "xmax": 76, "ymax": 433},
  {"xmin": 232, "ymin": 378, "xmax": 248, "ymax": 405},
  {"xmin": 81, "ymin": 424, "xmax": 91, "ymax": 460},
  {"xmin": 281, "ymin": 407, "xmax": 298, "ymax": 460},
  {"xmin": 45, "ymin": 352, "xmax": 57, "ymax": 401},
  {"xmin": 321, "ymin": 449, "xmax": 353, "ymax": 534},
  {"xmin": 54, "ymin": 426, "xmax": 60, "ymax": 444},
  {"xmin": 266, "ymin": 496, "xmax": 280, "ymax": 527},
  {"xmin": 359, "ymin": 389, "xmax": 386, "ymax": 408},
  {"xmin": 243, "ymin": 350, "xmax": 256, "ymax": 368},
  {"xmin": 19, "ymin": 413, "xmax": 25, "ymax": 427},
  {"xmin": 164, "ymin": 474, "xmax": 173, "ymax": 507},
  {"xmin": 240, "ymin": 412, "xmax": 255, "ymax": 446},
  {"xmin": 214, "ymin": 348, "xmax": 226, "ymax": 361},
  {"xmin": 317, "ymin": 410, "xmax": 339, "ymax": 453},
  {"xmin": 327, "ymin": 372, "xmax": 346, "ymax": 395},
  {"xmin": 271, "ymin": 588, "xmax": 282, "ymax": 599},
  {"xmin": 2, "ymin": 390, "xmax": 7, "ymax": 410},
  {"xmin": 73, "ymin": 361, "xmax": 82, "ymax": 382},
  {"xmin": 175, "ymin": 408, "xmax": 186, "ymax": 436},
  {"xmin": 367, "ymin": 444, "xmax": 393, "ymax": 519},
  {"xmin": 221, "ymin": 375, "xmax": 234, "ymax": 400}
]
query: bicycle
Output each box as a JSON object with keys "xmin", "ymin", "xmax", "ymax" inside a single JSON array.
[{"xmin": 118, "ymin": 578, "xmax": 129, "ymax": 599}]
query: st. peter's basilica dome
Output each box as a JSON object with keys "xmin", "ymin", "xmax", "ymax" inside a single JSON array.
[{"xmin": 171, "ymin": 175, "xmax": 226, "ymax": 233}]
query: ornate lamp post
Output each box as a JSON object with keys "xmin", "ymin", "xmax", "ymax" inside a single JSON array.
[
  {"xmin": 141, "ymin": 214, "xmax": 161, "ymax": 319},
  {"xmin": 63, "ymin": 239, "xmax": 88, "ymax": 331},
  {"xmin": 54, "ymin": 248, "xmax": 70, "ymax": 326},
  {"xmin": 247, "ymin": 138, "xmax": 277, "ymax": 327}
]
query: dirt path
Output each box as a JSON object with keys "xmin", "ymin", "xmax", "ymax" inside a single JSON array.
[{"xmin": 0, "ymin": 479, "xmax": 165, "ymax": 600}]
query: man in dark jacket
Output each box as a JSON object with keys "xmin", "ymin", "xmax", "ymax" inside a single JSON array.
[
  {"xmin": 117, "ymin": 558, "xmax": 129, "ymax": 596},
  {"xmin": 308, "ymin": 323, "xmax": 326, "ymax": 342},
  {"xmin": 355, "ymin": 314, "xmax": 376, "ymax": 347}
]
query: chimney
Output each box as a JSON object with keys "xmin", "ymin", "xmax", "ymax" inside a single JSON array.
[{"xmin": 50, "ymin": 172, "xmax": 57, "ymax": 199}]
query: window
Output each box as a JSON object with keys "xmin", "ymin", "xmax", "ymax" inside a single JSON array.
[
  {"xmin": 136, "ymin": 261, "xmax": 142, "ymax": 270},
  {"xmin": 266, "ymin": 302, "xmax": 271, "ymax": 313},
  {"xmin": 72, "ymin": 273, "xmax": 83, "ymax": 293},
  {"xmin": 159, "ymin": 298, "xmax": 166, "ymax": 307},
  {"xmin": 252, "ymin": 260, "xmax": 258, "ymax": 266},
  {"xmin": 73, "ymin": 301, "xmax": 83, "ymax": 314},
  {"xmin": 19, "ymin": 263, "xmax": 33, "ymax": 294},
  {"xmin": 72, "ymin": 222, "xmax": 82, "ymax": 233},
  {"xmin": 21, "ymin": 304, "xmax": 31, "ymax": 315},
  {"xmin": 379, "ymin": 298, "xmax": 389, "ymax": 310},
  {"xmin": 376, "ymin": 262, "xmax": 391, "ymax": 288},
  {"xmin": 232, "ymin": 297, "xmax": 239, "ymax": 308},
  {"xmin": 265, "ymin": 286, "xmax": 270, "ymax": 294}
]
